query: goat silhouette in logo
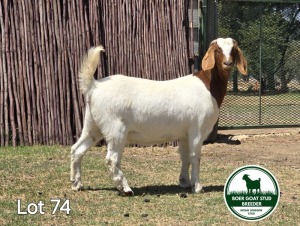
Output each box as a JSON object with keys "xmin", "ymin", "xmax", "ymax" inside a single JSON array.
[{"xmin": 242, "ymin": 174, "xmax": 261, "ymax": 194}]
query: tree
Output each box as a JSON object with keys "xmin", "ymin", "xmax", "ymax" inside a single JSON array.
[
  {"xmin": 217, "ymin": 1, "xmax": 300, "ymax": 93},
  {"xmin": 284, "ymin": 41, "xmax": 300, "ymax": 83}
]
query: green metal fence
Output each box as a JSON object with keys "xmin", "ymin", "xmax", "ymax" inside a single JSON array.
[{"xmin": 204, "ymin": 0, "xmax": 300, "ymax": 129}]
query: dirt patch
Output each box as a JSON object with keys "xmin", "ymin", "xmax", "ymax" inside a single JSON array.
[
  {"xmin": 208, "ymin": 128, "xmax": 300, "ymax": 168},
  {"xmin": 202, "ymin": 128, "xmax": 300, "ymax": 206},
  {"xmin": 126, "ymin": 128, "xmax": 300, "ymax": 168},
  {"xmin": 123, "ymin": 128, "xmax": 300, "ymax": 205}
]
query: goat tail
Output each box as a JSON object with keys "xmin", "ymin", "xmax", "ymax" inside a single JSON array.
[{"xmin": 78, "ymin": 45, "xmax": 105, "ymax": 95}]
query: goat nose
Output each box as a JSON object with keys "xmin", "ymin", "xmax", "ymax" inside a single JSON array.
[{"xmin": 223, "ymin": 60, "xmax": 233, "ymax": 66}]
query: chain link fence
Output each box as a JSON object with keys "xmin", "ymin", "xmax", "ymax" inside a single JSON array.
[{"xmin": 207, "ymin": 1, "xmax": 300, "ymax": 128}]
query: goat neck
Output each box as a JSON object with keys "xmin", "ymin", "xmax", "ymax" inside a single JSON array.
[{"xmin": 194, "ymin": 66, "xmax": 230, "ymax": 108}]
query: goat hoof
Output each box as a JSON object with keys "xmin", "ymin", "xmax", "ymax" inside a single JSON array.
[
  {"xmin": 72, "ymin": 181, "xmax": 84, "ymax": 191},
  {"xmin": 118, "ymin": 189, "xmax": 134, "ymax": 197},
  {"xmin": 179, "ymin": 178, "xmax": 192, "ymax": 189},
  {"xmin": 124, "ymin": 190, "xmax": 134, "ymax": 196},
  {"xmin": 192, "ymin": 184, "xmax": 204, "ymax": 193}
]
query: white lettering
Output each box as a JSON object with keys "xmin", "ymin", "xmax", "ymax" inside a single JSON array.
[{"xmin": 17, "ymin": 200, "xmax": 45, "ymax": 215}]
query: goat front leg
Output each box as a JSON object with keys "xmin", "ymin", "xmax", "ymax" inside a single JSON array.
[
  {"xmin": 106, "ymin": 142, "xmax": 133, "ymax": 196},
  {"xmin": 189, "ymin": 135, "xmax": 204, "ymax": 193},
  {"xmin": 178, "ymin": 139, "xmax": 191, "ymax": 188}
]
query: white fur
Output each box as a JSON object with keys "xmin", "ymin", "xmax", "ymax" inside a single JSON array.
[
  {"xmin": 79, "ymin": 46, "xmax": 105, "ymax": 94},
  {"xmin": 70, "ymin": 46, "xmax": 220, "ymax": 195},
  {"xmin": 217, "ymin": 38, "xmax": 234, "ymax": 61},
  {"xmin": 91, "ymin": 75, "xmax": 219, "ymax": 145}
]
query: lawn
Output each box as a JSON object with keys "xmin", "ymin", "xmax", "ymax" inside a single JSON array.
[
  {"xmin": 220, "ymin": 93, "xmax": 300, "ymax": 126},
  {"xmin": 0, "ymin": 130, "xmax": 299, "ymax": 225}
]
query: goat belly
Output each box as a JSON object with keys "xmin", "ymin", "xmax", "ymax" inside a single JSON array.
[
  {"xmin": 126, "ymin": 123, "xmax": 187, "ymax": 145},
  {"xmin": 127, "ymin": 132, "xmax": 181, "ymax": 145}
]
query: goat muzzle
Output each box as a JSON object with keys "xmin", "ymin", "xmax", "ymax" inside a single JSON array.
[{"xmin": 223, "ymin": 60, "xmax": 233, "ymax": 67}]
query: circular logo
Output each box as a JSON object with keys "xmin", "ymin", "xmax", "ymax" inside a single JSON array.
[{"xmin": 224, "ymin": 165, "xmax": 280, "ymax": 221}]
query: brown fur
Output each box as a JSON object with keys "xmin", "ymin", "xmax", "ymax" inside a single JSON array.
[{"xmin": 194, "ymin": 40, "xmax": 247, "ymax": 107}]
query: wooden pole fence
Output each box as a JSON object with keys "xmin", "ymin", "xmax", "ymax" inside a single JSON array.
[{"xmin": 0, "ymin": 0, "xmax": 193, "ymax": 146}]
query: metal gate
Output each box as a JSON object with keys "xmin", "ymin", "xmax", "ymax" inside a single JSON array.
[{"xmin": 203, "ymin": 0, "xmax": 300, "ymax": 129}]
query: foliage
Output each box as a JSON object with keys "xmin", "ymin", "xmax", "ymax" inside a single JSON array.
[
  {"xmin": 284, "ymin": 41, "xmax": 300, "ymax": 83},
  {"xmin": 217, "ymin": 1, "xmax": 300, "ymax": 93}
]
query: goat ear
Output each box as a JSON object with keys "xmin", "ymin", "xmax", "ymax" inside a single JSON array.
[
  {"xmin": 235, "ymin": 46, "xmax": 247, "ymax": 75},
  {"xmin": 201, "ymin": 45, "xmax": 215, "ymax": 71}
]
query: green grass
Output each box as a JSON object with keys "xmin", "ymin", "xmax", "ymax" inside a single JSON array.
[
  {"xmin": 220, "ymin": 93, "xmax": 300, "ymax": 126},
  {"xmin": 0, "ymin": 145, "xmax": 299, "ymax": 225}
]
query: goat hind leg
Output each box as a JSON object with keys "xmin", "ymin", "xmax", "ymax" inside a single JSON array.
[
  {"xmin": 106, "ymin": 129, "xmax": 133, "ymax": 196},
  {"xmin": 178, "ymin": 139, "xmax": 191, "ymax": 188},
  {"xmin": 70, "ymin": 134, "xmax": 102, "ymax": 191},
  {"xmin": 71, "ymin": 104, "xmax": 102, "ymax": 189}
]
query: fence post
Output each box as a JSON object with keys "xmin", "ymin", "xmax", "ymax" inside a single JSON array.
[{"xmin": 200, "ymin": 0, "xmax": 218, "ymax": 142}]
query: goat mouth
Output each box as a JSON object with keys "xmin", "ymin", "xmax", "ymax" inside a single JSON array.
[{"xmin": 222, "ymin": 65, "xmax": 232, "ymax": 70}]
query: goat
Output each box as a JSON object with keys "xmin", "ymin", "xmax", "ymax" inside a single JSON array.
[
  {"xmin": 242, "ymin": 174, "xmax": 261, "ymax": 194},
  {"xmin": 70, "ymin": 38, "xmax": 247, "ymax": 195}
]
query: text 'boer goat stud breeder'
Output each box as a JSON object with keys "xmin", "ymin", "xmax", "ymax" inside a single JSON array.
[{"xmin": 70, "ymin": 38, "xmax": 247, "ymax": 196}]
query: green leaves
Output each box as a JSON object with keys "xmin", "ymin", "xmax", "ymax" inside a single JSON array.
[{"xmin": 218, "ymin": 1, "xmax": 300, "ymax": 93}]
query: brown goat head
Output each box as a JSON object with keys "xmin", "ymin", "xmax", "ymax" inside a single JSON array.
[{"xmin": 202, "ymin": 38, "xmax": 247, "ymax": 75}]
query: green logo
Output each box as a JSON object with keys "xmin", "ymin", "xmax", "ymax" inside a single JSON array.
[{"xmin": 224, "ymin": 165, "xmax": 280, "ymax": 221}]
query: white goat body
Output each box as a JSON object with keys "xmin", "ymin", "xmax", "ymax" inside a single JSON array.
[
  {"xmin": 89, "ymin": 74, "xmax": 218, "ymax": 145},
  {"xmin": 70, "ymin": 38, "xmax": 247, "ymax": 195}
]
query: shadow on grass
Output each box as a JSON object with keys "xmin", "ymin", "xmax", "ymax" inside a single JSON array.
[
  {"xmin": 84, "ymin": 184, "xmax": 224, "ymax": 196},
  {"xmin": 204, "ymin": 134, "xmax": 241, "ymax": 145}
]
